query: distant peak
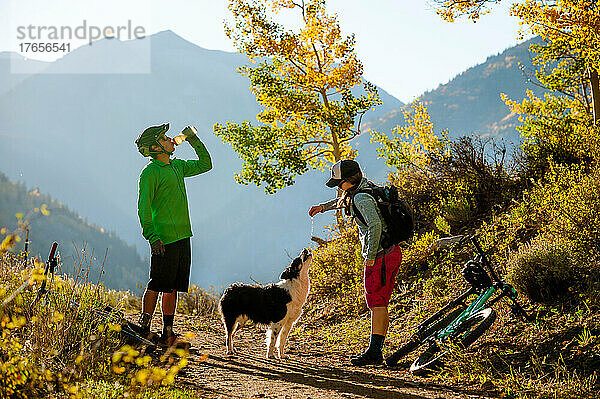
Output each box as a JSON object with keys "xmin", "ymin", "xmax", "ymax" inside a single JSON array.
[
  {"xmin": 147, "ymin": 29, "xmax": 235, "ymax": 56},
  {"xmin": 148, "ymin": 29, "xmax": 203, "ymax": 49},
  {"xmin": 150, "ymin": 29, "xmax": 190, "ymax": 43},
  {"xmin": 152, "ymin": 29, "xmax": 180, "ymax": 38}
]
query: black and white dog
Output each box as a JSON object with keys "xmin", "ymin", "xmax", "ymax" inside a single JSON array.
[{"xmin": 219, "ymin": 248, "xmax": 312, "ymax": 359}]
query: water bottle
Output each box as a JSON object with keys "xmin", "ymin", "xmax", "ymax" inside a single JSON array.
[{"xmin": 172, "ymin": 126, "xmax": 197, "ymax": 145}]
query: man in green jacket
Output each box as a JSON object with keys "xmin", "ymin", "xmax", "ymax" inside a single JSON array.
[{"xmin": 135, "ymin": 123, "xmax": 212, "ymax": 346}]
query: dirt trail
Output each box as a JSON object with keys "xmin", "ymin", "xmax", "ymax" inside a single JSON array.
[{"xmin": 167, "ymin": 315, "xmax": 495, "ymax": 399}]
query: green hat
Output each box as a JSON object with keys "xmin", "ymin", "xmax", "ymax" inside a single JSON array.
[{"xmin": 135, "ymin": 123, "xmax": 170, "ymax": 157}]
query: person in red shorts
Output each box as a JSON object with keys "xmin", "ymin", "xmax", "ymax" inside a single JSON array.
[{"xmin": 309, "ymin": 160, "xmax": 402, "ymax": 366}]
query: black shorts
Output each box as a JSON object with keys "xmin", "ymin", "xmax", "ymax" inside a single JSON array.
[{"xmin": 147, "ymin": 238, "xmax": 191, "ymax": 293}]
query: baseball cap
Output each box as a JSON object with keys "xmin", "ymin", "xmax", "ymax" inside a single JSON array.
[{"xmin": 326, "ymin": 159, "xmax": 361, "ymax": 187}]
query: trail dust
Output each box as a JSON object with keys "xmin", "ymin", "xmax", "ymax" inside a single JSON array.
[{"xmin": 151, "ymin": 315, "xmax": 497, "ymax": 399}]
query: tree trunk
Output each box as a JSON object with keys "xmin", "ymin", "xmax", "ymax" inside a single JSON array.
[{"xmin": 590, "ymin": 68, "xmax": 600, "ymax": 125}]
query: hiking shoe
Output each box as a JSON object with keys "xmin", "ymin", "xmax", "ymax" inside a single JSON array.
[
  {"xmin": 350, "ymin": 351, "xmax": 383, "ymax": 366},
  {"xmin": 159, "ymin": 329, "xmax": 190, "ymax": 350}
]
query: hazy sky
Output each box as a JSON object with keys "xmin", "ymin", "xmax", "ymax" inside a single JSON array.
[{"xmin": 1, "ymin": 0, "xmax": 525, "ymax": 103}]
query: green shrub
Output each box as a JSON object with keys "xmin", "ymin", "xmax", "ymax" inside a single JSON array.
[
  {"xmin": 540, "ymin": 165, "xmax": 600, "ymax": 253},
  {"xmin": 442, "ymin": 194, "xmax": 472, "ymax": 226},
  {"xmin": 507, "ymin": 236, "xmax": 579, "ymax": 304},
  {"xmin": 505, "ymin": 92, "xmax": 600, "ymax": 182}
]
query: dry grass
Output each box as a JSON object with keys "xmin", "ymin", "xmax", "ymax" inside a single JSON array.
[{"xmin": 0, "ymin": 249, "xmax": 191, "ymax": 398}]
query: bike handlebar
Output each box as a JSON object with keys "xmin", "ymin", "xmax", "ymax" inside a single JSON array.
[
  {"xmin": 41, "ymin": 242, "xmax": 58, "ymax": 272},
  {"xmin": 47, "ymin": 242, "xmax": 58, "ymax": 262},
  {"xmin": 30, "ymin": 242, "xmax": 59, "ymax": 312}
]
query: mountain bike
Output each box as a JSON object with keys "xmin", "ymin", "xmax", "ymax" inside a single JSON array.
[
  {"xmin": 385, "ymin": 235, "xmax": 532, "ymax": 375},
  {"xmin": 29, "ymin": 242, "xmax": 157, "ymax": 351}
]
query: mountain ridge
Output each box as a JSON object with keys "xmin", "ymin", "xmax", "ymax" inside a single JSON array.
[
  {"xmin": 0, "ymin": 172, "xmax": 146, "ymax": 292},
  {"xmin": 365, "ymin": 37, "xmax": 545, "ymax": 145}
]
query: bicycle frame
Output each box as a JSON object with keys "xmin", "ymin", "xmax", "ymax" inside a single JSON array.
[
  {"xmin": 436, "ymin": 286, "xmax": 496, "ymax": 340},
  {"xmin": 432, "ymin": 236, "xmax": 523, "ymax": 342}
]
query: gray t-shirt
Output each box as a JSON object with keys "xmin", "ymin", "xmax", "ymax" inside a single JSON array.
[{"xmin": 319, "ymin": 178, "xmax": 387, "ymax": 260}]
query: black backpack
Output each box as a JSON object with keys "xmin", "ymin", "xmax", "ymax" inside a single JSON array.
[{"xmin": 351, "ymin": 184, "xmax": 414, "ymax": 248}]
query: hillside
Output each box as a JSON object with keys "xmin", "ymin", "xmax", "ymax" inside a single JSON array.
[
  {"xmin": 0, "ymin": 172, "xmax": 147, "ymax": 292},
  {"xmin": 366, "ymin": 37, "xmax": 546, "ymax": 145}
]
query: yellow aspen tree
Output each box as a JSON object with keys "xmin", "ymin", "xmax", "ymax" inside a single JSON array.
[{"xmin": 214, "ymin": 0, "xmax": 380, "ymax": 194}]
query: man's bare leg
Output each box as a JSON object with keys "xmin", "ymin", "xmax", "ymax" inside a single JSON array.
[
  {"xmin": 162, "ymin": 291, "xmax": 177, "ymax": 316},
  {"xmin": 139, "ymin": 288, "xmax": 160, "ymax": 333}
]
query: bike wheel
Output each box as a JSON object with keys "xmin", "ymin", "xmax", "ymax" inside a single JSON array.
[
  {"xmin": 410, "ymin": 308, "xmax": 497, "ymax": 376},
  {"xmin": 456, "ymin": 307, "xmax": 497, "ymax": 348},
  {"xmin": 385, "ymin": 339, "xmax": 419, "ymax": 367},
  {"xmin": 410, "ymin": 343, "xmax": 444, "ymax": 376},
  {"xmin": 385, "ymin": 306, "xmax": 465, "ymax": 367}
]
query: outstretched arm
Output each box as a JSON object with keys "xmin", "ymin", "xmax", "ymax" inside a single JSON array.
[
  {"xmin": 181, "ymin": 133, "xmax": 212, "ymax": 177},
  {"xmin": 308, "ymin": 197, "xmax": 338, "ymax": 216}
]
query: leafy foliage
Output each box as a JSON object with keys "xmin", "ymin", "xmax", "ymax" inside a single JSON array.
[
  {"xmin": 503, "ymin": 92, "xmax": 600, "ymax": 179},
  {"xmin": 523, "ymin": 164, "xmax": 600, "ymax": 253},
  {"xmin": 309, "ymin": 225, "xmax": 366, "ymax": 317},
  {"xmin": 176, "ymin": 285, "xmax": 219, "ymax": 317},
  {"xmin": 373, "ymin": 102, "xmax": 448, "ymax": 175},
  {"xmin": 214, "ymin": 0, "xmax": 380, "ymax": 193},
  {"xmin": 0, "ymin": 251, "xmax": 191, "ymax": 398},
  {"xmin": 433, "ymin": 0, "xmax": 502, "ymax": 22}
]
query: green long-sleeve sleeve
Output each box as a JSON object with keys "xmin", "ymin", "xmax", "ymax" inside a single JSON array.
[
  {"xmin": 137, "ymin": 169, "xmax": 160, "ymax": 244},
  {"xmin": 179, "ymin": 134, "xmax": 212, "ymax": 177}
]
